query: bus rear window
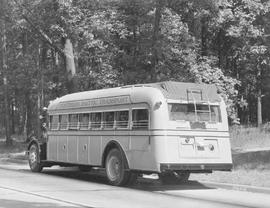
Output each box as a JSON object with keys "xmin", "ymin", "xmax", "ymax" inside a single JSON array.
[{"xmin": 168, "ymin": 103, "xmax": 221, "ymax": 122}]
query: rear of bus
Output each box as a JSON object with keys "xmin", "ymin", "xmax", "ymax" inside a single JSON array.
[{"xmin": 151, "ymin": 82, "xmax": 233, "ymax": 177}]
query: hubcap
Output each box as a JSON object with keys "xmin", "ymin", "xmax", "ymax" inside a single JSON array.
[
  {"xmin": 107, "ymin": 156, "xmax": 121, "ymax": 181},
  {"xmin": 29, "ymin": 147, "xmax": 37, "ymax": 165}
]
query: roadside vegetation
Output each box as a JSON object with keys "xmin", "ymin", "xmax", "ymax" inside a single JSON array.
[
  {"xmin": 0, "ymin": 138, "xmax": 26, "ymax": 160},
  {"xmin": 230, "ymin": 125, "xmax": 270, "ymax": 151},
  {"xmin": 192, "ymin": 126, "xmax": 270, "ymax": 187}
]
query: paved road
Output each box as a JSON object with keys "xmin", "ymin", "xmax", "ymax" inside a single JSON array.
[{"xmin": 0, "ymin": 162, "xmax": 269, "ymax": 208}]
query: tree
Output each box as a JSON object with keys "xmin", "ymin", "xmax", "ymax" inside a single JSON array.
[
  {"xmin": 0, "ymin": 0, "xmax": 12, "ymax": 145},
  {"xmin": 217, "ymin": 0, "xmax": 270, "ymax": 125}
]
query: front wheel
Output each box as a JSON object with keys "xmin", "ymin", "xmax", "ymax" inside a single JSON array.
[
  {"xmin": 105, "ymin": 148, "xmax": 130, "ymax": 186},
  {"xmin": 28, "ymin": 143, "xmax": 43, "ymax": 172}
]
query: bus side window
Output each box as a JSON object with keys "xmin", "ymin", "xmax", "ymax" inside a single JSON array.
[
  {"xmin": 116, "ymin": 111, "xmax": 129, "ymax": 129},
  {"xmin": 60, "ymin": 114, "xmax": 68, "ymax": 130},
  {"xmin": 104, "ymin": 112, "xmax": 115, "ymax": 129},
  {"xmin": 132, "ymin": 109, "xmax": 149, "ymax": 129},
  {"xmin": 91, "ymin": 112, "xmax": 102, "ymax": 129},
  {"xmin": 79, "ymin": 113, "xmax": 90, "ymax": 130},
  {"xmin": 50, "ymin": 115, "xmax": 59, "ymax": 130},
  {"xmin": 69, "ymin": 114, "xmax": 79, "ymax": 130}
]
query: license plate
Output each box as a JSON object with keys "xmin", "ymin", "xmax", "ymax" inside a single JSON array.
[{"xmin": 197, "ymin": 146, "xmax": 205, "ymax": 151}]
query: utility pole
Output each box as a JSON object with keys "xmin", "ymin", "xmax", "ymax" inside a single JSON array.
[{"xmin": 1, "ymin": 0, "xmax": 12, "ymax": 145}]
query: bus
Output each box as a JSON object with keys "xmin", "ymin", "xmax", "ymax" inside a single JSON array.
[{"xmin": 27, "ymin": 81, "xmax": 233, "ymax": 186}]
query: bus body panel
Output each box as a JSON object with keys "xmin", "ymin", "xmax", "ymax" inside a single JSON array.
[
  {"xmin": 78, "ymin": 136, "xmax": 89, "ymax": 164},
  {"xmin": 47, "ymin": 136, "xmax": 57, "ymax": 161},
  {"xmin": 152, "ymin": 134, "xmax": 232, "ymax": 172},
  {"xmin": 58, "ymin": 136, "xmax": 68, "ymax": 162},
  {"xmin": 126, "ymin": 149, "xmax": 158, "ymax": 171},
  {"xmin": 89, "ymin": 135, "xmax": 102, "ymax": 166},
  {"xmin": 67, "ymin": 135, "xmax": 77, "ymax": 163}
]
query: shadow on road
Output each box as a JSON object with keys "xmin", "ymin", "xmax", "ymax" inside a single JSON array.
[
  {"xmin": 40, "ymin": 167, "xmax": 214, "ymax": 192},
  {"xmin": 41, "ymin": 167, "xmax": 108, "ymax": 184},
  {"xmin": 134, "ymin": 180, "xmax": 214, "ymax": 192},
  {"xmin": 0, "ymin": 199, "xmax": 81, "ymax": 208}
]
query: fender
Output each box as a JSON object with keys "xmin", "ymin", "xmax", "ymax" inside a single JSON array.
[
  {"xmin": 102, "ymin": 140, "xmax": 130, "ymax": 169},
  {"xmin": 27, "ymin": 137, "xmax": 47, "ymax": 161}
]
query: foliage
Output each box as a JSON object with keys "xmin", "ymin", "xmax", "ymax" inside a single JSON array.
[{"xmin": 1, "ymin": 0, "xmax": 270, "ymax": 136}]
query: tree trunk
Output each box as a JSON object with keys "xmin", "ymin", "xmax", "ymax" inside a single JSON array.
[
  {"xmin": 257, "ymin": 63, "xmax": 262, "ymax": 127},
  {"xmin": 23, "ymin": 109, "xmax": 28, "ymax": 141},
  {"xmin": 11, "ymin": 98, "xmax": 15, "ymax": 134},
  {"xmin": 257, "ymin": 91, "xmax": 262, "ymax": 127},
  {"xmin": 201, "ymin": 16, "xmax": 208, "ymax": 56},
  {"xmin": 24, "ymin": 92, "xmax": 32, "ymax": 141},
  {"xmin": 64, "ymin": 38, "xmax": 77, "ymax": 93},
  {"xmin": 1, "ymin": 0, "xmax": 12, "ymax": 145},
  {"xmin": 151, "ymin": 0, "xmax": 164, "ymax": 82}
]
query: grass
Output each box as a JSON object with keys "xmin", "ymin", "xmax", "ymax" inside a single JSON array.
[
  {"xmin": 193, "ymin": 126, "xmax": 270, "ymax": 187},
  {"xmin": 191, "ymin": 169, "xmax": 270, "ymax": 188},
  {"xmin": 230, "ymin": 126, "xmax": 270, "ymax": 151},
  {"xmin": 0, "ymin": 138, "xmax": 27, "ymax": 158}
]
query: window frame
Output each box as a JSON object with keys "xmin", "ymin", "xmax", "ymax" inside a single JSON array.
[
  {"xmin": 131, "ymin": 108, "xmax": 149, "ymax": 130},
  {"xmin": 79, "ymin": 113, "xmax": 90, "ymax": 130},
  {"xmin": 115, "ymin": 110, "xmax": 129, "ymax": 129},
  {"xmin": 90, "ymin": 112, "xmax": 102, "ymax": 129},
  {"xmin": 59, "ymin": 114, "xmax": 69, "ymax": 130},
  {"xmin": 103, "ymin": 111, "xmax": 115, "ymax": 129},
  {"xmin": 68, "ymin": 114, "xmax": 79, "ymax": 130},
  {"xmin": 49, "ymin": 115, "xmax": 60, "ymax": 130}
]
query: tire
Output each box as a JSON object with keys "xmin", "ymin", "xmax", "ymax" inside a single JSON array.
[
  {"xmin": 175, "ymin": 171, "xmax": 190, "ymax": 183},
  {"xmin": 126, "ymin": 172, "xmax": 138, "ymax": 186},
  {"xmin": 28, "ymin": 143, "xmax": 43, "ymax": 172},
  {"xmin": 105, "ymin": 148, "xmax": 130, "ymax": 186},
  {"xmin": 159, "ymin": 171, "xmax": 190, "ymax": 185}
]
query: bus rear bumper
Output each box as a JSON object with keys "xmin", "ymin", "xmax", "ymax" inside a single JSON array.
[{"xmin": 160, "ymin": 163, "xmax": 233, "ymax": 173}]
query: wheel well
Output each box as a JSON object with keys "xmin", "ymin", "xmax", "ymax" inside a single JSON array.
[
  {"xmin": 28, "ymin": 140, "xmax": 39, "ymax": 151},
  {"xmin": 102, "ymin": 141, "xmax": 129, "ymax": 169},
  {"xmin": 27, "ymin": 139, "xmax": 47, "ymax": 160}
]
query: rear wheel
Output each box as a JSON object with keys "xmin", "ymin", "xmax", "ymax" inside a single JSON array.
[
  {"xmin": 159, "ymin": 171, "xmax": 190, "ymax": 185},
  {"xmin": 105, "ymin": 148, "xmax": 130, "ymax": 186},
  {"xmin": 28, "ymin": 143, "xmax": 43, "ymax": 172},
  {"xmin": 175, "ymin": 171, "xmax": 190, "ymax": 183}
]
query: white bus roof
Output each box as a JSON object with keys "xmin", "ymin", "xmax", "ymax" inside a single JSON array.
[
  {"xmin": 148, "ymin": 81, "xmax": 220, "ymax": 102},
  {"xmin": 48, "ymin": 81, "xmax": 221, "ymax": 112}
]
